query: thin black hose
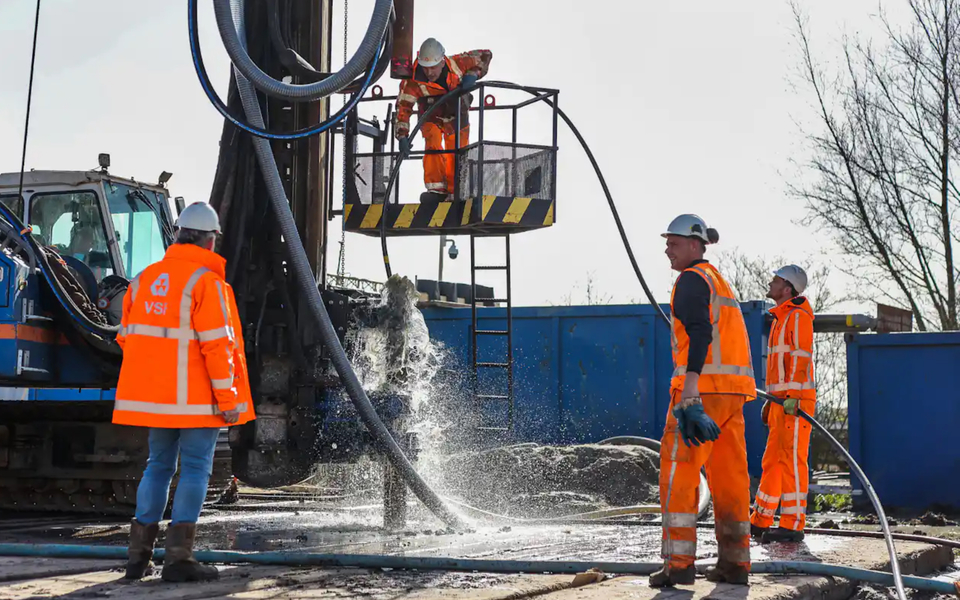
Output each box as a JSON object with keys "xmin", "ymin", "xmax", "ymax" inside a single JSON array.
[{"xmin": 16, "ymin": 0, "xmax": 42, "ymax": 207}]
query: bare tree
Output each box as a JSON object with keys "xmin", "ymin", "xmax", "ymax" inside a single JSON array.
[
  {"xmin": 553, "ymin": 271, "xmax": 615, "ymax": 306},
  {"xmin": 717, "ymin": 249, "xmax": 850, "ymax": 470},
  {"xmin": 791, "ymin": 0, "xmax": 960, "ymax": 331}
]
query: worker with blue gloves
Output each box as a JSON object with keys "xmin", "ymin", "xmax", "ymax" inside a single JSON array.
[
  {"xmin": 750, "ymin": 265, "xmax": 816, "ymax": 543},
  {"xmin": 650, "ymin": 214, "xmax": 757, "ymax": 588}
]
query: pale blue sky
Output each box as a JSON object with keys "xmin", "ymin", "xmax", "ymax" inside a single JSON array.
[{"xmin": 0, "ymin": 0, "xmax": 901, "ymax": 308}]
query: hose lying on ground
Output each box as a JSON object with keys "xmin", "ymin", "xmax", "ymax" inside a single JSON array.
[
  {"xmin": 373, "ymin": 80, "xmax": 908, "ymax": 599},
  {"xmin": 598, "ymin": 435, "xmax": 711, "ymax": 520},
  {"xmin": 0, "ymin": 543, "xmax": 955, "ymax": 595},
  {"xmin": 223, "ymin": 2, "xmax": 463, "ymax": 530}
]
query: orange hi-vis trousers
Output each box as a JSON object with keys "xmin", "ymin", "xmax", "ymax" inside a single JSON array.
[
  {"xmin": 660, "ymin": 390, "xmax": 752, "ymax": 570},
  {"xmin": 421, "ymin": 122, "xmax": 469, "ymax": 194},
  {"xmin": 750, "ymin": 398, "xmax": 815, "ymax": 531}
]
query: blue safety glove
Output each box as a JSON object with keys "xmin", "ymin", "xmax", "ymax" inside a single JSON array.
[
  {"xmin": 783, "ymin": 397, "xmax": 799, "ymax": 416},
  {"xmin": 398, "ymin": 136, "xmax": 411, "ymax": 155},
  {"xmin": 460, "ymin": 73, "xmax": 478, "ymax": 90},
  {"xmin": 673, "ymin": 401, "xmax": 721, "ymax": 447}
]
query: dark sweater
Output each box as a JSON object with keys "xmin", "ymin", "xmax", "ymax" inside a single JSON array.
[{"xmin": 672, "ymin": 259, "xmax": 712, "ymax": 374}]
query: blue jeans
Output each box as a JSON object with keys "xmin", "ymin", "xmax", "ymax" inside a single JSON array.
[{"xmin": 134, "ymin": 427, "xmax": 221, "ymax": 525}]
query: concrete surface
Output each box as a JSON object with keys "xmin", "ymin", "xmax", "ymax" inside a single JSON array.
[{"xmin": 0, "ymin": 535, "xmax": 952, "ymax": 599}]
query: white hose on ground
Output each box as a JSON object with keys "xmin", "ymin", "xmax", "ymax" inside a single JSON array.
[{"xmin": 598, "ymin": 435, "xmax": 712, "ymax": 520}]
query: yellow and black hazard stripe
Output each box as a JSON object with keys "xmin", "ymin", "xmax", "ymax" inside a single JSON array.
[{"xmin": 343, "ymin": 195, "xmax": 555, "ymax": 236}]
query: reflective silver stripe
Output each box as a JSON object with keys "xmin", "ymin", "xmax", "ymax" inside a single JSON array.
[
  {"xmin": 720, "ymin": 545, "xmax": 751, "ymax": 564},
  {"xmin": 792, "ymin": 349, "xmax": 812, "ymax": 357},
  {"xmin": 115, "ymin": 399, "xmax": 219, "ymax": 416},
  {"xmin": 663, "ymin": 513, "xmax": 697, "ymax": 528},
  {"xmin": 126, "ymin": 323, "xmax": 196, "ymax": 341},
  {"xmin": 771, "ymin": 344, "xmax": 792, "ymax": 353},
  {"xmin": 426, "ymin": 182, "xmax": 447, "ymax": 191},
  {"xmin": 447, "ymin": 57, "xmax": 463, "ymax": 78},
  {"xmin": 781, "ymin": 505, "xmax": 805, "ymax": 515},
  {"xmin": 211, "ymin": 378, "xmax": 233, "ymax": 390},
  {"xmin": 767, "ymin": 381, "xmax": 816, "ymax": 392},
  {"xmin": 756, "ymin": 491, "xmax": 780, "ymax": 504},
  {"xmin": 777, "ymin": 314, "xmax": 787, "ymax": 385},
  {"xmin": 128, "ymin": 276, "xmax": 141, "ymax": 303},
  {"xmin": 178, "ymin": 268, "xmax": 209, "ymax": 406},
  {"xmin": 120, "ymin": 326, "xmax": 128, "ymax": 336},
  {"xmin": 115, "ymin": 399, "xmax": 247, "ymax": 416},
  {"xmin": 674, "ymin": 364, "xmax": 755, "ymax": 378},
  {"xmin": 782, "ymin": 492, "xmax": 804, "ymax": 502},
  {"xmin": 663, "ymin": 539, "xmax": 696, "ymax": 557},
  {"xmin": 398, "ymin": 92, "xmax": 418, "ymax": 103},
  {"xmin": 755, "ymin": 504, "xmax": 776, "ymax": 516},
  {"xmin": 197, "ymin": 326, "xmax": 234, "ymax": 343},
  {"xmin": 717, "ymin": 521, "xmax": 752, "ymax": 537},
  {"xmin": 662, "ymin": 425, "xmax": 681, "ymax": 560}
]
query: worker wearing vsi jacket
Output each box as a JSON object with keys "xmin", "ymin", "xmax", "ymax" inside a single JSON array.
[
  {"xmin": 650, "ymin": 214, "xmax": 756, "ymax": 588},
  {"xmin": 112, "ymin": 202, "xmax": 255, "ymax": 583},
  {"xmin": 394, "ymin": 38, "xmax": 492, "ymax": 198},
  {"xmin": 750, "ymin": 265, "xmax": 816, "ymax": 543}
]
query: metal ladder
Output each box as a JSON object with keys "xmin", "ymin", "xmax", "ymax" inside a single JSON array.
[{"xmin": 469, "ymin": 233, "xmax": 514, "ymax": 432}]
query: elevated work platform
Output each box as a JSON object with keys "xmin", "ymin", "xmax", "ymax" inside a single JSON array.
[
  {"xmin": 341, "ymin": 82, "xmax": 559, "ymax": 238},
  {"xmin": 343, "ymin": 194, "xmax": 554, "ymax": 237}
]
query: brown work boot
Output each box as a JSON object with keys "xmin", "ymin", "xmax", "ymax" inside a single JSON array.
[
  {"xmin": 705, "ymin": 560, "xmax": 749, "ymax": 585},
  {"xmin": 160, "ymin": 522, "xmax": 219, "ymax": 583},
  {"xmin": 761, "ymin": 527, "xmax": 805, "ymax": 544},
  {"xmin": 648, "ymin": 563, "xmax": 696, "ymax": 587},
  {"xmin": 124, "ymin": 519, "xmax": 160, "ymax": 580}
]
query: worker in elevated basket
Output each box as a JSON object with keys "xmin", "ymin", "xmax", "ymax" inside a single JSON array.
[
  {"xmin": 112, "ymin": 201, "xmax": 255, "ymax": 583},
  {"xmin": 394, "ymin": 37, "xmax": 492, "ymax": 200},
  {"xmin": 750, "ymin": 265, "xmax": 816, "ymax": 543},
  {"xmin": 650, "ymin": 214, "xmax": 757, "ymax": 588}
]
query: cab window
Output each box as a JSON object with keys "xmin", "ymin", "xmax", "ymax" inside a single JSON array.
[
  {"xmin": 103, "ymin": 184, "xmax": 170, "ymax": 278},
  {"xmin": 27, "ymin": 191, "xmax": 114, "ymax": 281}
]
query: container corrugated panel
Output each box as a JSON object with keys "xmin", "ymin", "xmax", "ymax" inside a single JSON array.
[
  {"xmin": 421, "ymin": 302, "xmax": 771, "ymax": 476},
  {"xmin": 846, "ymin": 331, "xmax": 960, "ymax": 511}
]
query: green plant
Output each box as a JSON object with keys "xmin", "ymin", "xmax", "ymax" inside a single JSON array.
[{"xmin": 813, "ymin": 493, "xmax": 852, "ymax": 513}]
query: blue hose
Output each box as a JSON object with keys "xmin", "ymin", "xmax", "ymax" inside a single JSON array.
[{"xmin": 0, "ymin": 544, "xmax": 955, "ymax": 594}]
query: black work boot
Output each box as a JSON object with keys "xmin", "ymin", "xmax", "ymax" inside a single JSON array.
[
  {"xmin": 124, "ymin": 519, "xmax": 160, "ymax": 580},
  {"xmin": 705, "ymin": 560, "xmax": 750, "ymax": 585},
  {"xmin": 648, "ymin": 563, "xmax": 696, "ymax": 587},
  {"xmin": 750, "ymin": 523, "xmax": 768, "ymax": 539},
  {"xmin": 761, "ymin": 527, "xmax": 805, "ymax": 544},
  {"xmin": 160, "ymin": 523, "xmax": 219, "ymax": 583}
]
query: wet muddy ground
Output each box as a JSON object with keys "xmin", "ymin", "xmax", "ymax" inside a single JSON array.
[{"xmin": 1, "ymin": 490, "xmax": 956, "ymax": 599}]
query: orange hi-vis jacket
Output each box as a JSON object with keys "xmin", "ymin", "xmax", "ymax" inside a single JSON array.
[
  {"xmin": 112, "ymin": 243, "xmax": 255, "ymax": 429},
  {"xmin": 394, "ymin": 49, "xmax": 493, "ymax": 138},
  {"xmin": 766, "ymin": 297, "xmax": 816, "ymax": 400},
  {"xmin": 670, "ymin": 262, "xmax": 757, "ymax": 397}
]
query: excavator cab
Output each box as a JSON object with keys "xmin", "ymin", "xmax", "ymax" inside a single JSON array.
[{"xmin": 0, "ymin": 166, "xmax": 178, "ymax": 310}]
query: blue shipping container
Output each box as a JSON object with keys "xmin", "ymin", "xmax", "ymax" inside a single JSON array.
[
  {"xmin": 846, "ymin": 331, "xmax": 960, "ymax": 511},
  {"xmin": 421, "ymin": 302, "xmax": 772, "ymax": 477}
]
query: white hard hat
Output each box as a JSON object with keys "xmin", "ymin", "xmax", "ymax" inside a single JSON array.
[
  {"xmin": 418, "ymin": 37, "xmax": 445, "ymax": 67},
  {"xmin": 773, "ymin": 264, "xmax": 808, "ymax": 295},
  {"xmin": 176, "ymin": 202, "xmax": 221, "ymax": 234},
  {"xmin": 661, "ymin": 214, "xmax": 719, "ymax": 244}
]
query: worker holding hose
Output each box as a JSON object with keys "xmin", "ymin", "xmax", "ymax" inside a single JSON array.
[
  {"xmin": 112, "ymin": 202, "xmax": 255, "ymax": 583},
  {"xmin": 750, "ymin": 265, "xmax": 815, "ymax": 543},
  {"xmin": 394, "ymin": 38, "xmax": 492, "ymax": 199},
  {"xmin": 651, "ymin": 214, "xmax": 756, "ymax": 588}
]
